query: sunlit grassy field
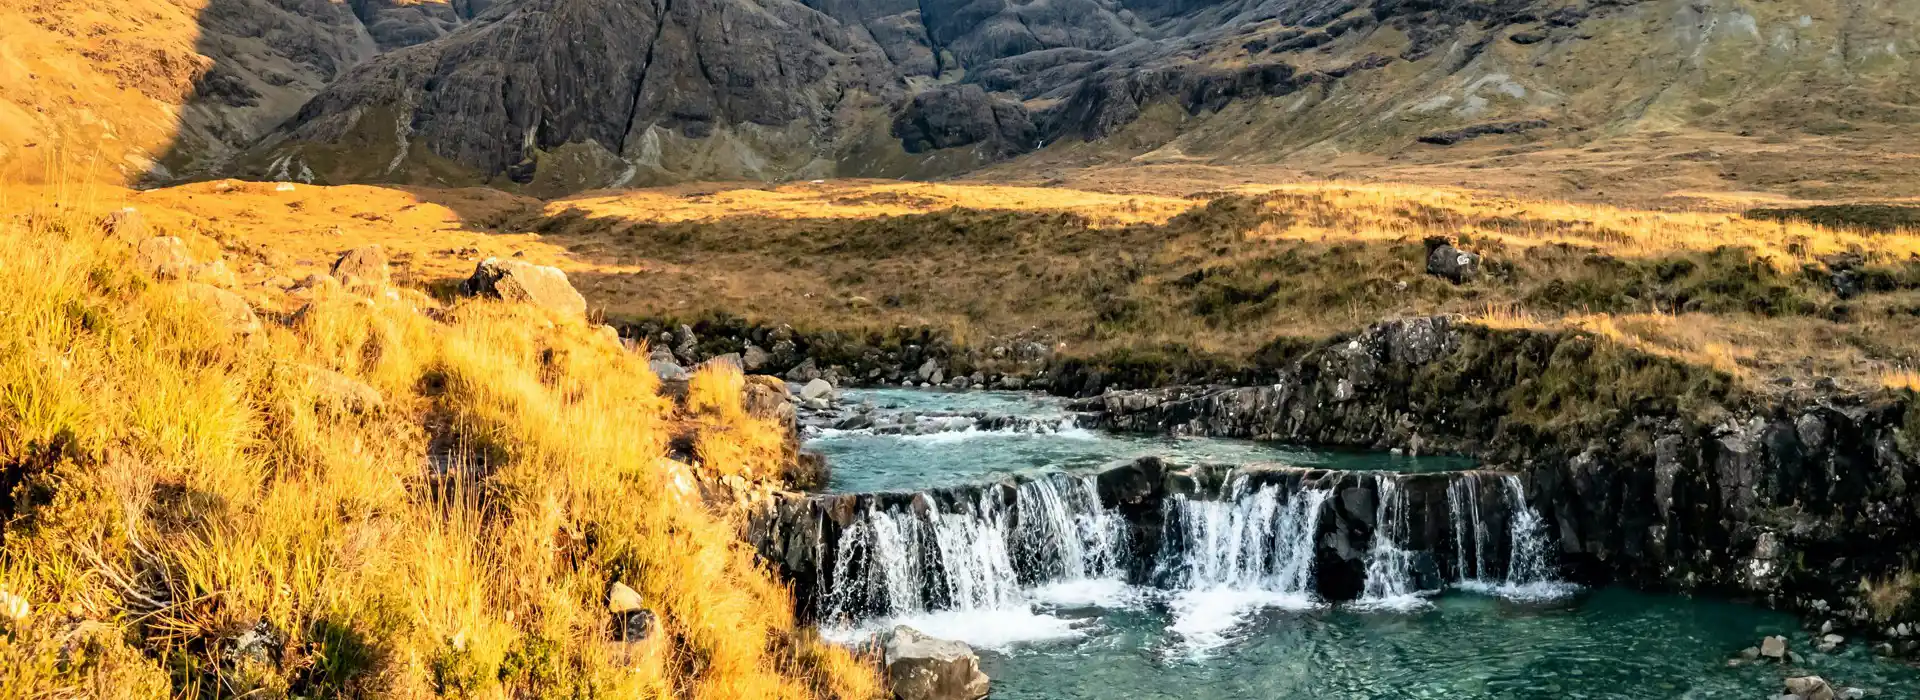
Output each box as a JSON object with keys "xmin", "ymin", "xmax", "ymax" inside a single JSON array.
[
  {"xmin": 67, "ymin": 177, "xmax": 1920, "ymax": 392},
  {"xmin": 0, "ymin": 195, "xmax": 880, "ymax": 698}
]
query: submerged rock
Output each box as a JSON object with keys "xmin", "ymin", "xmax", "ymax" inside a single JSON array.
[
  {"xmin": 1761, "ymin": 635, "xmax": 1789, "ymax": 660},
  {"xmin": 882, "ymin": 626, "xmax": 989, "ymax": 700},
  {"xmin": 1784, "ymin": 675, "xmax": 1836, "ymax": 700}
]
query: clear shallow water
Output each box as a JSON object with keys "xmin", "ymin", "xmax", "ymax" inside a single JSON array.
[
  {"xmin": 809, "ymin": 389, "xmax": 1475, "ymax": 493},
  {"xmin": 975, "ymin": 587, "xmax": 1920, "ymax": 700}
]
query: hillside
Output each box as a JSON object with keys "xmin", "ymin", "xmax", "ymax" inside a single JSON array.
[
  {"xmin": 6, "ymin": 0, "xmax": 1920, "ymax": 198},
  {"xmin": 0, "ymin": 191, "xmax": 879, "ymax": 697}
]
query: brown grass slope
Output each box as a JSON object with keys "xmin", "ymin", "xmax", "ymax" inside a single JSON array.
[{"xmin": 0, "ymin": 195, "xmax": 880, "ymax": 698}]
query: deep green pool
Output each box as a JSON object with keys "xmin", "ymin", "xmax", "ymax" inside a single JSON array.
[{"xmin": 813, "ymin": 389, "xmax": 1920, "ymax": 699}]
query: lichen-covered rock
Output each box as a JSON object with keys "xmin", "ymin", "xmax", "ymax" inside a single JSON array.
[
  {"xmin": 179, "ymin": 282, "xmax": 260, "ymax": 335},
  {"xmin": 882, "ymin": 626, "xmax": 989, "ymax": 700},
  {"xmin": 462, "ymin": 258, "xmax": 588, "ymax": 318},
  {"xmin": 1425, "ymin": 243, "xmax": 1481, "ymax": 284},
  {"xmin": 331, "ymin": 245, "xmax": 392, "ymax": 286},
  {"xmin": 135, "ymin": 236, "xmax": 195, "ymax": 279}
]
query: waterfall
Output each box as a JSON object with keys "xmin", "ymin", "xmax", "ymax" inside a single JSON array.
[
  {"xmin": 819, "ymin": 472, "xmax": 1129, "ymax": 635},
  {"xmin": 1157, "ymin": 474, "xmax": 1331, "ymax": 655},
  {"xmin": 1159, "ymin": 476, "xmax": 1330, "ymax": 595},
  {"xmin": 1499, "ymin": 474, "xmax": 1558, "ymax": 590},
  {"xmin": 1015, "ymin": 472, "xmax": 1127, "ymax": 583},
  {"xmin": 1448, "ymin": 473, "xmax": 1493, "ymax": 582},
  {"xmin": 1356, "ymin": 474, "xmax": 1426, "ymax": 610},
  {"xmin": 1447, "ymin": 472, "xmax": 1572, "ymax": 601}
]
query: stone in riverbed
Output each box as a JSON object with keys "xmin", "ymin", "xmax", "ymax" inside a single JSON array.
[
  {"xmin": 743, "ymin": 344, "xmax": 772, "ymax": 371},
  {"xmin": 883, "ymin": 626, "xmax": 989, "ymax": 700},
  {"xmin": 1784, "ymin": 676, "xmax": 1836, "ymax": 700},
  {"xmin": 800, "ymin": 378, "xmax": 835, "ymax": 402},
  {"xmin": 1761, "ymin": 635, "xmax": 1789, "ymax": 660}
]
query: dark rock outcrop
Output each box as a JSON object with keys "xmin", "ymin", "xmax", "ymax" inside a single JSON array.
[
  {"xmin": 892, "ymin": 85, "xmax": 1037, "ymax": 158},
  {"xmin": 1084, "ymin": 316, "xmax": 1920, "ymax": 636}
]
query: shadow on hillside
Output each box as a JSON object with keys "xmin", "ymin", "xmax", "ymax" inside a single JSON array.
[{"xmin": 142, "ymin": 0, "xmax": 491, "ymax": 196}]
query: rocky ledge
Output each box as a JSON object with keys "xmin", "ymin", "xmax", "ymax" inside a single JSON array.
[{"xmin": 1080, "ymin": 316, "xmax": 1920, "ymax": 647}]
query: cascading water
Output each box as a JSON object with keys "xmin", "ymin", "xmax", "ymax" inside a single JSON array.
[
  {"xmin": 1157, "ymin": 475, "xmax": 1331, "ymax": 654},
  {"xmin": 1356, "ymin": 474, "xmax": 1427, "ymax": 610},
  {"xmin": 818, "ymin": 472, "xmax": 1130, "ymax": 648},
  {"xmin": 1447, "ymin": 472, "xmax": 1573, "ymax": 601}
]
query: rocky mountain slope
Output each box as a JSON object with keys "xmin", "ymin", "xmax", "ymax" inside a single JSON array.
[{"xmin": 6, "ymin": 0, "xmax": 1919, "ymax": 192}]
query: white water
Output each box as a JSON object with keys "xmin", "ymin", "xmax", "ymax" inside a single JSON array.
[
  {"xmin": 1355, "ymin": 474, "xmax": 1430, "ymax": 611},
  {"xmin": 1449, "ymin": 473, "xmax": 1576, "ymax": 602},
  {"xmin": 818, "ymin": 472, "xmax": 1130, "ymax": 650},
  {"xmin": 1159, "ymin": 477, "xmax": 1331, "ymax": 655}
]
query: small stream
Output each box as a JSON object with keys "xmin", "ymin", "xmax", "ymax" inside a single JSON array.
[{"xmin": 801, "ymin": 389, "xmax": 1920, "ymax": 699}]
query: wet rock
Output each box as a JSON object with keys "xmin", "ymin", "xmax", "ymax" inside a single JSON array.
[
  {"xmin": 462, "ymin": 258, "xmax": 588, "ymax": 317},
  {"xmin": 801, "ymin": 378, "xmax": 836, "ymax": 402},
  {"xmin": 1818, "ymin": 633, "xmax": 1845, "ymax": 653},
  {"xmin": 331, "ymin": 245, "xmax": 392, "ymax": 287},
  {"xmin": 135, "ymin": 236, "xmax": 195, "ymax": 279},
  {"xmin": 1761, "ymin": 635, "xmax": 1789, "ymax": 660},
  {"xmin": 1785, "ymin": 676, "xmax": 1836, "ymax": 700},
  {"xmin": 1424, "ymin": 240, "xmax": 1481, "ymax": 284},
  {"xmin": 883, "ymin": 626, "xmax": 989, "ymax": 700}
]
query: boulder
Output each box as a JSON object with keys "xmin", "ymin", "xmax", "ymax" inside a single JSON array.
[
  {"xmin": 331, "ymin": 245, "xmax": 392, "ymax": 286},
  {"xmin": 743, "ymin": 344, "xmax": 773, "ymax": 372},
  {"xmin": 800, "ymin": 378, "xmax": 835, "ymax": 402},
  {"xmin": 1818, "ymin": 633, "xmax": 1844, "ymax": 653},
  {"xmin": 179, "ymin": 282, "xmax": 260, "ymax": 335},
  {"xmin": 882, "ymin": 626, "xmax": 989, "ymax": 700},
  {"xmin": 135, "ymin": 236, "xmax": 195, "ymax": 279},
  {"xmin": 304, "ymin": 366, "xmax": 383, "ymax": 415},
  {"xmin": 743, "ymin": 376, "xmax": 795, "ymax": 424},
  {"xmin": 1785, "ymin": 676, "xmax": 1836, "ymax": 700},
  {"xmin": 916, "ymin": 358, "xmax": 940, "ymax": 382},
  {"xmin": 1425, "ymin": 242, "xmax": 1481, "ymax": 284},
  {"xmin": 1761, "ymin": 635, "xmax": 1789, "ymax": 660},
  {"xmin": 650, "ymin": 355, "xmax": 690, "ymax": 382},
  {"xmin": 785, "ymin": 358, "xmax": 823, "ymax": 383},
  {"xmin": 703, "ymin": 353, "xmax": 743, "ymax": 372},
  {"xmin": 463, "ymin": 258, "xmax": 588, "ymax": 317},
  {"xmin": 607, "ymin": 582, "xmax": 656, "ymax": 643},
  {"xmin": 102, "ymin": 209, "xmax": 149, "ymax": 239}
]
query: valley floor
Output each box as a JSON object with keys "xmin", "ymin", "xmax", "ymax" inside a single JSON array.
[{"xmin": 42, "ymin": 167, "xmax": 1920, "ymax": 395}]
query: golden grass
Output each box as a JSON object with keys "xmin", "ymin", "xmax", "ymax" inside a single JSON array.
[{"xmin": 0, "ymin": 198, "xmax": 881, "ymax": 697}]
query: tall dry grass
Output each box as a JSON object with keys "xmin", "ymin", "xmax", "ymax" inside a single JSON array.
[{"xmin": 0, "ymin": 200, "xmax": 879, "ymax": 698}]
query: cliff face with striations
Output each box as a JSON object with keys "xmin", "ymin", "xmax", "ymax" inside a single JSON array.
[{"xmin": 225, "ymin": 0, "xmax": 1920, "ymax": 191}]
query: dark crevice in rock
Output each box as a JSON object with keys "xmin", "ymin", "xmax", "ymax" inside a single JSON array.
[{"xmin": 617, "ymin": 0, "xmax": 676, "ymax": 157}]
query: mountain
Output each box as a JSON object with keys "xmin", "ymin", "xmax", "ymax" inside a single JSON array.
[{"xmin": 5, "ymin": 0, "xmax": 1919, "ymax": 192}]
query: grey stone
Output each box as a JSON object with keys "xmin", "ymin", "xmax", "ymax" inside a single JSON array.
[
  {"xmin": 1785, "ymin": 676, "xmax": 1835, "ymax": 700},
  {"xmin": 883, "ymin": 626, "xmax": 989, "ymax": 700},
  {"xmin": 179, "ymin": 282, "xmax": 260, "ymax": 335},
  {"xmin": 1425, "ymin": 243, "xmax": 1481, "ymax": 284},
  {"xmin": 331, "ymin": 245, "xmax": 392, "ymax": 286},
  {"xmin": 1761, "ymin": 635, "xmax": 1789, "ymax": 660},
  {"xmin": 800, "ymin": 378, "xmax": 835, "ymax": 402},
  {"xmin": 743, "ymin": 344, "xmax": 773, "ymax": 372},
  {"xmin": 135, "ymin": 236, "xmax": 195, "ymax": 279},
  {"xmin": 463, "ymin": 258, "xmax": 588, "ymax": 317}
]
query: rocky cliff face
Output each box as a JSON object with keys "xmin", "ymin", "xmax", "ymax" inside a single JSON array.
[
  {"xmin": 1087, "ymin": 317, "xmax": 1920, "ymax": 635},
  {"xmin": 215, "ymin": 0, "xmax": 1920, "ymax": 191}
]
